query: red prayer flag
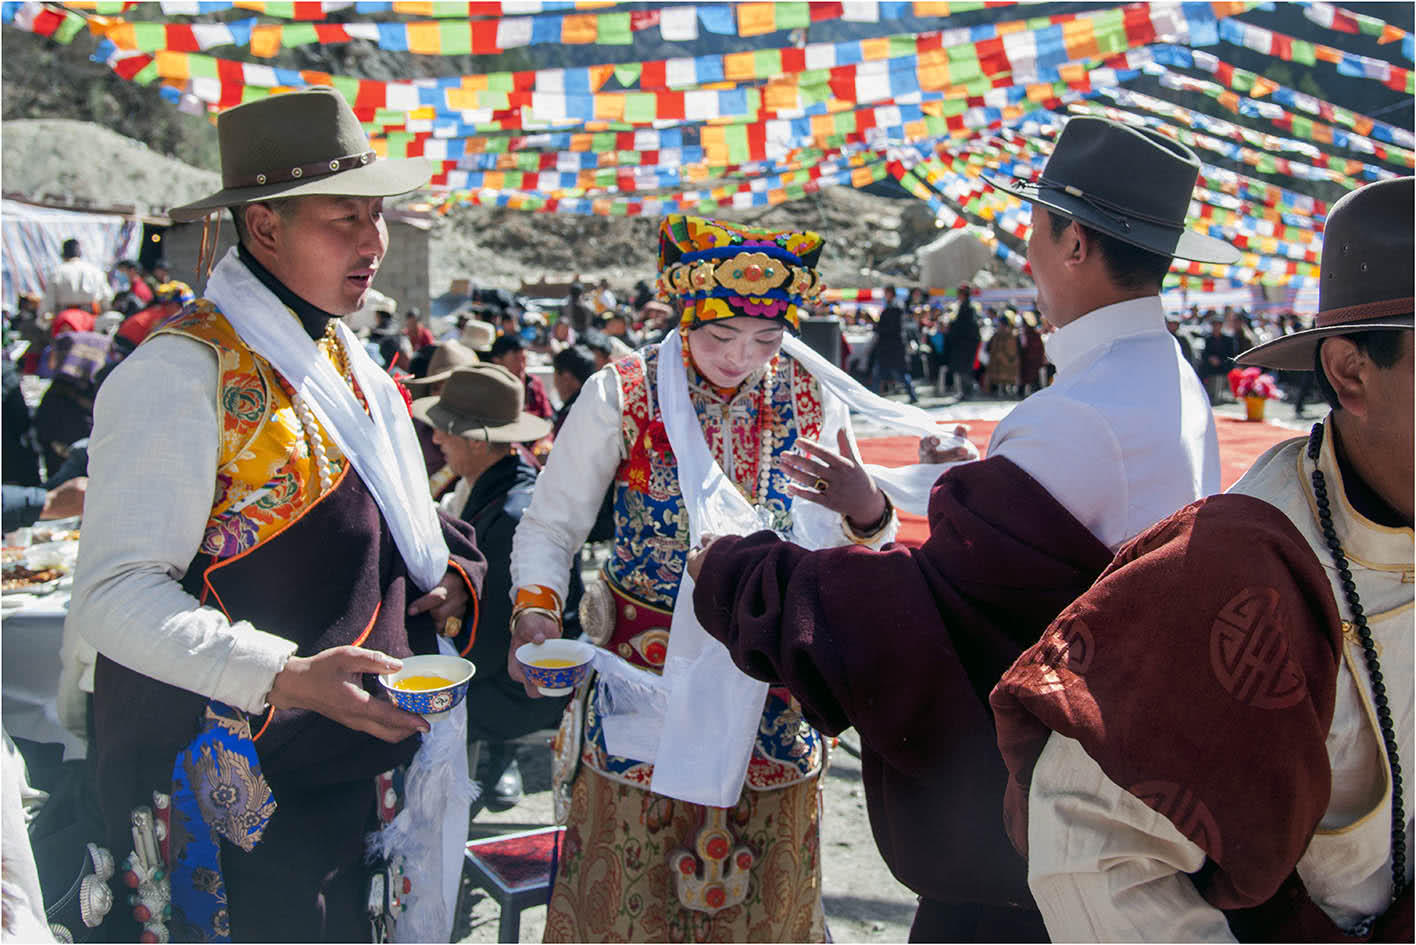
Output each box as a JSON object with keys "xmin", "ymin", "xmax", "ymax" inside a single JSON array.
[
  {"xmin": 630, "ymin": 9, "xmax": 660, "ymax": 31},
  {"xmin": 640, "ymin": 60, "xmax": 667, "ymax": 91},
  {"xmin": 471, "ymin": 19, "xmax": 499, "ymax": 53},
  {"xmin": 166, "ymin": 24, "xmax": 200, "ymax": 53},
  {"xmin": 810, "ymin": 2, "xmax": 844, "ymax": 20}
]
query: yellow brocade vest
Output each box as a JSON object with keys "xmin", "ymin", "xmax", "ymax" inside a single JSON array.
[{"xmin": 150, "ymin": 300, "xmax": 354, "ymax": 561}]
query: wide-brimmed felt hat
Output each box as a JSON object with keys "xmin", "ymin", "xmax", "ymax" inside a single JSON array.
[
  {"xmin": 411, "ymin": 363, "xmax": 552, "ymax": 443},
  {"xmin": 402, "ymin": 339, "xmax": 480, "ymax": 388},
  {"xmin": 460, "ymin": 319, "xmax": 497, "ymax": 352},
  {"xmin": 169, "ymin": 87, "xmax": 431, "ymax": 222},
  {"xmin": 984, "ymin": 116, "xmax": 1240, "ymax": 265},
  {"xmin": 1238, "ymin": 177, "xmax": 1413, "ymax": 371}
]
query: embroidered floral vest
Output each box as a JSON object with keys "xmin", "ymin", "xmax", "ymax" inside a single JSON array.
[
  {"xmin": 151, "ymin": 301, "xmax": 353, "ymax": 560},
  {"xmin": 582, "ymin": 342, "xmax": 827, "ymax": 792}
]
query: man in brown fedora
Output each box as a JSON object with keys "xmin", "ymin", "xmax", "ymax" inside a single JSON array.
[
  {"xmin": 69, "ymin": 87, "xmax": 487, "ymax": 941},
  {"xmin": 412, "ymin": 364, "xmax": 583, "ymax": 811},
  {"xmin": 687, "ymin": 116, "xmax": 1240, "ymax": 939},
  {"xmin": 993, "ymin": 175, "xmax": 1413, "ymax": 940},
  {"xmin": 405, "ymin": 338, "xmax": 482, "ymax": 500}
]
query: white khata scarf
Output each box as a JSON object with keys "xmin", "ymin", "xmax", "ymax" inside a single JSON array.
[
  {"xmin": 593, "ymin": 328, "xmax": 975, "ymax": 808},
  {"xmin": 204, "ymin": 247, "xmax": 449, "ymax": 590}
]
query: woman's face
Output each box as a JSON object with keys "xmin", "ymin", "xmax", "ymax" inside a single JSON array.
[{"xmin": 687, "ymin": 318, "xmax": 785, "ymax": 388}]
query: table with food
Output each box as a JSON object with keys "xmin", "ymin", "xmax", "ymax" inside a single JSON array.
[{"xmin": 2, "ymin": 517, "xmax": 86, "ymax": 759}]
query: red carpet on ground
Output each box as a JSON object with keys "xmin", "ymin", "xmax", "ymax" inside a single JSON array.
[{"xmin": 858, "ymin": 416, "xmax": 1299, "ymax": 547}]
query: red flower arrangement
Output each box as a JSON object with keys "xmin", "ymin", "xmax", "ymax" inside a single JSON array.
[{"xmin": 1228, "ymin": 366, "xmax": 1284, "ymax": 401}]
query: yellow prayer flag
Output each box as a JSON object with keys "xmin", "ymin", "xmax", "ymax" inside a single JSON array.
[
  {"xmin": 851, "ymin": 166, "xmax": 875, "ymax": 187},
  {"xmin": 406, "ymin": 22, "xmax": 441, "ymax": 55},
  {"xmin": 913, "ymin": 2, "xmax": 951, "ymax": 15},
  {"xmin": 1061, "ymin": 20, "xmax": 1099, "ymax": 61},
  {"xmin": 723, "ymin": 51, "xmax": 757, "ymax": 81},
  {"xmin": 594, "ymin": 93, "xmax": 625, "ymax": 121},
  {"xmin": 446, "ymin": 87, "xmax": 480, "ymax": 110},
  {"xmin": 562, "ymin": 14, "xmax": 598, "ymax": 44},
  {"xmin": 737, "ymin": 3, "xmax": 777, "ymax": 37},
  {"xmin": 861, "ymin": 37, "xmax": 891, "ymax": 61},
  {"xmin": 588, "ymin": 65, "xmax": 614, "ymax": 91},
  {"xmin": 484, "ymin": 172, "xmax": 505, "ymax": 190},
  {"xmin": 154, "ymin": 50, "xmax": 189, "ymax": 82},
  {"xmin": 249, "ymin": 24, "xmax": 282, "ymax": 58},
  {"xmin": 764, "ymin": 80, "xmax": 798, "ymax": 111}
]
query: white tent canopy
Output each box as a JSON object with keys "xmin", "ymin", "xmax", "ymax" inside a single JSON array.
[{"xmin": 2, "ymin": 198, "xmax": 141, "ymax": 311}]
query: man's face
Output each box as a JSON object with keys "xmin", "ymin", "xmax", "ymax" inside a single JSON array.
[
  {"xmin": 262, "ymin": 195, "xmax": 388, "ymax": 315},
  {"xmin": 493, "ymin": 350, "xmax": 526, "ymax": 378},
  {"xmin": 553, "ymin": 369, "xmax": 579, "ymax": 403},
  {"xmin": 430, "ymin": 427, "xmax": 480, "ymax": 480},
  {"xmin": 1025, "ymin": 206, "xmax": 1066, "ymax": 320}
]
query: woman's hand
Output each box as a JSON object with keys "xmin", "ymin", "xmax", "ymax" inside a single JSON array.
[
  {"xmin": 780, "ymin": 429, "xmax": 886, "ymax": 530},
  {"xmin": 918, "ymin": 425, "xmax": 973, "ymax": 464},
  {"xmin": 507, "ymin": 612, "xmax": 562, "ymax": 698}
]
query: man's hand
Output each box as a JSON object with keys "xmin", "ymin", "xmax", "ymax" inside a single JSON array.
[
  {"xmin": 408, "ymin": 568, "xmax": 470, "ymax": 636},
  {"xmin": 507, "ymin": 612, "xmax": 562, "ymax": 698},
  {"xmin": 781, "ymin": 429, "xmax": 887, "ymax": 529},
  {"xmin": 266, "ymin": 645, "xmax": 428, "ymax": 742},
  {"xmin": 685, "ymin": 535, "xmax": 724, "ymax": 582},
  {"xmin": 918, "ymin": 425, "xmax": 973, "ymax": 464},
  {"xmin": 41, "ymin": 477, "xmax": 87, "ymax": 520}
]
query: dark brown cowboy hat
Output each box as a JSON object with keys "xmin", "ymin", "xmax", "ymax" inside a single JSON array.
[
  {"xmin": 1238, "ymin": 177, "xmax": 1413, "ymax": 371},
  {"xmin": 411, "ymin": 363, "xmax": 551, "ymax": 443},
  {"xmin": 169, "ymin": 87, "xmax": 430, "ymax": 222},
  {"xmin": 402, "ymin": 339, "xmax": 480, "ymax": 389},
  {"xmin": 984, "ymin": 116, "xmax": 1240, "ymax": 265}
]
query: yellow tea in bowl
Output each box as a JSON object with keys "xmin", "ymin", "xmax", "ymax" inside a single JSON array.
[
  {"xmin": 394, "ymin": 674, "xmax": 452, "ymax": 692},
  {"xmin": 533, "ymin": 658, "xmax": 578, "ymax": 669}
]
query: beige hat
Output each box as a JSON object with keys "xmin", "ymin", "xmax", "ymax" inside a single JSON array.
[
  {"xmin": 403, "ymin": 339, "xmax": 480, "ymax": 388},
  {"xmin": 411, "ymin": 363, "xmax": 552, "ymax": 443},
  {"xmin": 169, "ymin": 87, "xmax": 431, "ymax": 222},
  {"xmin": 460, "ymin": 319, "xmax": 497, "ymax": 352}
]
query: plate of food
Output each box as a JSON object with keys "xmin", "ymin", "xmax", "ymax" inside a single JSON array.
[{"xmin": 1, "ymin": 564, "xmax": 66, "ymax": 595}]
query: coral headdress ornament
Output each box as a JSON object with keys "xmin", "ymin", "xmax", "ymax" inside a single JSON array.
[{"xmin": 657, "ymin": 215, "xmax": 826, "ymax": 332}]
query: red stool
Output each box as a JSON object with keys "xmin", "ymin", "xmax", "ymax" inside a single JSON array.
[{"xmin": 464, "ymin": 826, "xmax": 564, "ymax": 942}]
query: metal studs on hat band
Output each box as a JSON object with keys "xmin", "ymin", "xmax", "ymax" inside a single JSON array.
[
  {"xmin": 291, "ymin": 167, "xmax": 303, "ymax": 178},
  {"xmin": 360, "ymin": 154, "xmax": 370, "ymax": 164},
  {"xmin": 256, "ymin": 174, "xmax": 267, "ymax": 184}
]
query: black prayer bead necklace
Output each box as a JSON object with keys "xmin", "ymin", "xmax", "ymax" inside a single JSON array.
[{"xmin": 1307, "ymin": 422, "xmax": 1407, "ymax": 902}]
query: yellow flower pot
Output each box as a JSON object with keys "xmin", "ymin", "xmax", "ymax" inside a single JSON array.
[{"xmin": 1244, "ymin": 395, "xmax": 1267, "ymax": 422}]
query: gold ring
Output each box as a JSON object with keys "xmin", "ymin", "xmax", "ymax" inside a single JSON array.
[
  {"xmin": 441, "ymin": 616, "xmax": 462, "ymax": 638},
  {"xmin": 813, "ymin": 477, "xmax": 828, "ymax": 492}
]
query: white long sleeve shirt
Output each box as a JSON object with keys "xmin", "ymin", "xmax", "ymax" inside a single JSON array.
[
  {"xmin": 987, "ymin": 295, "xmax": 1220, "ymax": 552},
  {"xmin": 41, "ymin": 257, "xmax": 112, "ymax": 315},
  {"xmin": 66, "ymin": 334, "xmax": 298, "ymax": 715}
]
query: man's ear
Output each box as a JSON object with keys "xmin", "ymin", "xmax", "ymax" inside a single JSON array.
[
  {"xmin": 1319, "ymin": 337, "xmax": 1370, "ymax": 418},
  {"xmin": 1064, "ymin": 220, "xmax": 1091, "ymax": 269},
  {"xmin": 242, "ymin": 204, "xmax": 283, "ymax": 257}
]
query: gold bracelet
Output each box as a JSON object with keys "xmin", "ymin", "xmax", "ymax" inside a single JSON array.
[
  {"xmin": 511, "ymin": 605, "xmax": 563, "ymax": 636},
  {"xmin": 842, "ymin": 491, "xmax": 895, "ymax": 545}
]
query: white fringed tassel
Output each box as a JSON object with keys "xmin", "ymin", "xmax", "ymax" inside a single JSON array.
[{"xmin": 367, "ymin": 637, "xmax": 478, "ymax": 944}]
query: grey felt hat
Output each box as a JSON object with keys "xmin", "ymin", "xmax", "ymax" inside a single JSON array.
[
  {"xmin": 984, "ymin": 116, "xmax": 1240, "ymax": 265},
  {"xmin": 1237, "ymin": 177, "xmax": 1413, "ymax": 372},
  {"xmin": 169, "ymin": 87, "xmax": 430, "ymax": 222},
  {"xmin": 411, "ymin": 364, "xmax": 552, "ymax": 443}
]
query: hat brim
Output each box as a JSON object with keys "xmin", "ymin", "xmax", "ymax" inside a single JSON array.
[
  {"xmin": 982, "ymin": 173, "xmax": 1241, "ymax": 265},
  {"xmin": 169, "ymin": 157, "xmax": 433, "ymax": 222},
  {"xmin": 411, "ymin": 397, "xmax": 552, "ymax": 442},
  {"xmin": 1236, "ymin": 313, "xmax": 1413, "ymax": 371}
]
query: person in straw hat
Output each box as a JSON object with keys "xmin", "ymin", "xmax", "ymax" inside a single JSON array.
[
  {"xmin": 993, "ymin": 175, "xmax": 1413, "ymax": 942},
  {"xmin": 67, "ymin": 87, "xmax": 487, "ymax": 942},
  {"xmin": 685, "ymin": 115, "xmax": 1241, "ymax": 940},
  {"xmin": 412, "ymin": 364, "xmax": 583, "ymax": 812},
  {"xmin": 507, "ymin": 213, "xmax": 979, "ymax": 941}
]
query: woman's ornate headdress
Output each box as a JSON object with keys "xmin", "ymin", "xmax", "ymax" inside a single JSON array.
[{"xmin": 657, "ymin": 215, "xmax": 826, "ymax": 332}]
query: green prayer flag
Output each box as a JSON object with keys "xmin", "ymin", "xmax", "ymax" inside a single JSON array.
[
  {"xmin": 331, "ymin": 76, "xmax": 360, "ymax": 103},
  {"xmin": 785, "ymin": 183, "xmax": 807, "ymax": 200},
  {"xmin": 591, "ymin": 133, "xmax": 616, "ymax": 153},
  {"xmin": 624, "ymin": 93, "xmax": 657, "ymax": 123},
  {"xmin": 190, "ymin": 55, "xmax": 219, "ymax": 79},
  {"xmin": 614, "ymin": 62, "xmax": 642, "ymax": 87},
  {"xmin": 726, "ymin": 124, "xmax": 750, "ymax": 163},
  {"xmin": 132, "ymin": 61, "xmax": 160, "ymax": 86},
  {"xmin": 262, "ymin": 2, "xmax": 294, "ymax": 19},
  {"xmin": 754, "ymin": 48, "xmax": 783, "ymax": 79},
  {"xmin": 487, "ymin": 72, "xmax": 514, "ymax": 93},
  {"xmin": 598, "ymin": 13, "xmax": 632, "ymax": 45},
  {"xmin": 132, "ymin": 23, "xmax": 166, "ymax": 52},
  {"xmin": 438, "ymin": 21, "xmax": 471, "ymax": 55},
  {"xmin": 1290, "ymin": 40, "xmax": 1316, "ymax": 66},
  {"xmin": 776, "ymin": 3, "xmax": 809, "ymax": 29},
  {"xmin": 283, "ymin": 23, "xmax": 318, "ymax": 48},
  {"xmin": 386, "ymin": 133, "xmax": 411, "ymax": 159}
]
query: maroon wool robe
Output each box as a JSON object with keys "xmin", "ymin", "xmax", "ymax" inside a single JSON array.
[
  {"xmin": 991, "ymin": 493, "xmax": 1412, "ymax": 942},
  {"xmin": 692, "ymin": 456, "xmax": 1113, "ymax": 910}
]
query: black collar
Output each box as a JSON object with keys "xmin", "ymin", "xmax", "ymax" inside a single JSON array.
[
  {"xmin": 1334, "ymin": 433, "xmax": 1410, "ymax": 529},
  {"xmin": 237, "ymin": 243, "xmax": 337, "ymax": 342}
]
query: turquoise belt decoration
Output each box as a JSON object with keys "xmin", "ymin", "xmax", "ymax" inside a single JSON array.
[{"xmin": 167, "ymin": 702, "xmax": 276, "ymax": 942}]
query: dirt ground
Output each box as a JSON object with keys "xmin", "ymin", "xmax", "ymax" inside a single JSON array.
[{"xmin": 453, "ymin": 728, "xmax": 918, "ymax": 944}]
